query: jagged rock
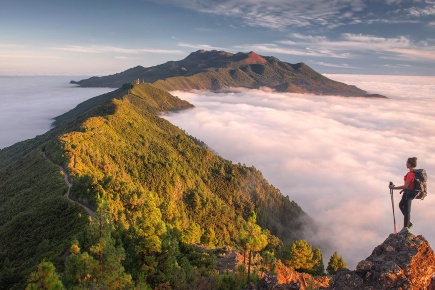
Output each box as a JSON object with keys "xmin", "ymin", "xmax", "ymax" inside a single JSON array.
[
  {"xmin": 328, "ymin": 233, "xmax": 435, "ymax": 289},
  {"xmin": 244, "ymin": 272, "xmax": 300, "ymax": 290}
]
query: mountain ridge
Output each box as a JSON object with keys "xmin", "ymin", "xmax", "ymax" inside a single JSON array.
[
  {"xmin": 0, "ymin": 82, "xmax": 314, "ymax": 289},
  {"xmin": 71, "ymin": 50, "xmax": 386, "ymax": 98}
]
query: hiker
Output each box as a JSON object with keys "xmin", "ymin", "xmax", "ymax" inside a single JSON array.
[{"xmin": 389, "ymin": 157, "xmax": 418, "ymax": 234}]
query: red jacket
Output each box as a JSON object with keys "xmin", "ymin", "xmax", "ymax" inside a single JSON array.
[{"xmin": 404, "ymin": 171, "xmax": 415, "ymax": 189}]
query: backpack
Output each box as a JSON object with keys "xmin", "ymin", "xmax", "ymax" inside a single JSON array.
[{"xmin": 413, "ymin": 169, "xmax": 428, "ymax": 200}]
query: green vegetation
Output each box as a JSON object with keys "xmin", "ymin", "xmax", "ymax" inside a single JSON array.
[
  {"xmin": 26, "ymin": 260, "xmax": 64, "ymax": 290},
  {"xmin": 0, "ymin": 82, "xmax": 319, "ymax": 289},
  {"xmin": 326, "ymin": 251, "xmax": 347, "ymax": 275},
  {"xmin": 280, "ymin": 240, "xmax": 324, "ymax": 276}
]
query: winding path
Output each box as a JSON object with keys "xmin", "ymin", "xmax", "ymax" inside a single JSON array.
[{"xmin": 43, "ymin": 151, "xmax": 95, "ymax": 217}]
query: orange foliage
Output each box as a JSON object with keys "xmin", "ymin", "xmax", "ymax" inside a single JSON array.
[{"xmin": 275, "ymin": 260, "xmax": 330, "ymax": 290}]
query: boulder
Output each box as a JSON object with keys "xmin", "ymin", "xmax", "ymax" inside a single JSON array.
[{"xmin": 328, "ymin": 233, "xmax": 435, "ymax": 289}]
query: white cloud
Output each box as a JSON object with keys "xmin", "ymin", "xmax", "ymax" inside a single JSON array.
[
  {"xmin": 258, "ymin": 33, "xmax": 435, "ymax": 61},
  {"xmin": 0, "ymin": 54, "xmax": 62, "ymax": 59},
  {"xmin": 408, "ymin": 5, "xmax": 435, "ymax": 17},
  {"xmin": 156, "ymin": 0, "xmax": 366, "ymax": 29},
  {"xmin": 177, "ymin": 42, "xmax": 228, "ymax": 51},
  {"xmin": 164, "ymin": 75, "xmax": 435, "ymax": 269},
  {"xmin": 235, "ymin": 43, "xmax": 353, "ymax": 58},
  {"xmin": 156, "ymin": 0, "xmax": 435, "ymax": 31},
  {"xmin": 315, "ymin": 62, "xmax": 360, "ymax": 69},
  {"xmin": 0, "ymin": 77, "xmax": 113, "ymax": 149},
  {"xmin": 51, "ymin": 45, "xmax": 184, "ymax": 55}
]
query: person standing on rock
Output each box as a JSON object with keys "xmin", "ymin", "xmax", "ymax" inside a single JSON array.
[{"xmin": 389, "ymin": 157, "xmax": 418, "ymax": 235}]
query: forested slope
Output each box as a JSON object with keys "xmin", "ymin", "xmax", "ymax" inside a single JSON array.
[{"xmin": 0, "ymin": 82, "xmax": 312, "ymax": 289}]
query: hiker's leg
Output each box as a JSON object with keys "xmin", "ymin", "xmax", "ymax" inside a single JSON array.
[
  {"xmin": 399, "ymin": 194, "xmax": 408, "ymax": 228},
  {"xmin": 405, "ymin": 198, "xmax": 413, "ymax": 228},
  {"xmin": 399, "ymin": 194, "xmax": 406, "ymax": 217}
]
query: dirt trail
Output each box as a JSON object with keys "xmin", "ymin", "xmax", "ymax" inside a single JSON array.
[{"xmin": 43, "ymin": 151, "xmax": 95, "ymax": 217}]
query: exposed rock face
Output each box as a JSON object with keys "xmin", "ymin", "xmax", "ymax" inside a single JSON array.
[
  {"xmin": 243, "ymin": 260, "xmax": 330, "ymax": 290},
  {"xmin": 244, "ymin": 272, "xmax": 301, "ymax": 290},
  {"xmin": 328, "ymin": 233, "xmax": 435, "ymax": 289}
]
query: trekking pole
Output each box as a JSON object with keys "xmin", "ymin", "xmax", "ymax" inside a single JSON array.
[{"xmin": 389, "ymin": 181, "xmax": 397, "ymax": 234}]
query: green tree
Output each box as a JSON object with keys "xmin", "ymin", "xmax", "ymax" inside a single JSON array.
[
  {"xmin": 311, "ymin": 248, "xmax": 325, "ymax": 276},
  {"xmin": 26, "ymin": 261, "xmax": 64, "ymax": 290},
  {"xmin": 326, "ymin": 251, "xmax": 346, "ymax": 275},
  {"xmin": 261, "ymin": 250, "xmax": 277, "ymax": 274},
  {"xmin": 283, "ymin": 240, "xmax": 324, "ymax": 275},
  {"xmin": 63, "ymin": 241, "xmax": 99, "ymax": 288},
  {"xmin": 201, "ymin": 227, "xmax": 217, "ymax": 248},
  {"xmin": 181, "ymin": 221, "xmax": 202, "ymax": 244},
  {"xmin": 244, "ymin": 212, "xmax": 268, "ymax": 283},
  {"xmin": 89, "ymin": 198, "xmax": 133, "ymax": 289},
  {"xmin": 284, "ymin": 240, "xmax": 314, "ymax": 271},
  {"xmin": 123, "ymin": 191, "xmax": 167, "ymax": 283}
]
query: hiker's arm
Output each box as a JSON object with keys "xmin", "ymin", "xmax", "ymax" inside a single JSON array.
[{"xmin": 389, "ymin": 178, "xmax": 412, "ymax": 190}]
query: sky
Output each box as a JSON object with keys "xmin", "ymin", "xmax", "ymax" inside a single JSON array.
[
  {"xmin": 1, "ymin": 0, "xmax": 435, "ymax": 76},
  {"xmin": 164, "ymin": 74, "xmax": 435, "ymax": 269}
]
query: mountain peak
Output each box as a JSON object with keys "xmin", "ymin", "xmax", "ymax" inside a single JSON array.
[
  {"xmin": 182, "ymin": 50, "xmax": 266, "ymax": 64},
  {"xmin": 328, "ymin": 233, "xmax": 435, "ymax": 289},
  {"xmin": 244, "ymin": 51, "xmax": 267, "ymax": 64},
  {"xmin": 185, "ymin": 49, "xmax": 234, "ymax": 60}
]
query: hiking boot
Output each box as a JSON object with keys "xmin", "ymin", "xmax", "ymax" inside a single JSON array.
[
  {"xmin": 399, "ymin": 228, "xmax": 410, "ymax": 235},
  {"xmin": 408, "ymin": 222, "xmax": 413, "ymax": 229}
]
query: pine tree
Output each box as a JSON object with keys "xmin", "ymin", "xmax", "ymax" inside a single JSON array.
[
  {"xmin": 244, "ymin": 212, "xmax": 268, "ymax": 283},
  {"xmin": 285, "ymin": 240, "xmax": 315, "ymax": 272},
  {"xmin": 326, "ymin": 251, "xmax": 347, "ymax": 275},
  {"xmin": 88, "ymin": 198, "xmax": 133, "ymax": 289},
  {"xmin": 64, "ymin": 241, "xmax": 99, "ymax": 288},
  {"xmin": 63, "ymin": 197, "xmax": 133, "ymax": 289},
  {"xmin": 26, "ymin": 261, "xmax": 64, "ymax": 290},
  {"xmin": 122, "ymin": 190, "xmax": 167, "ymax": 284},
  {"xmin": 282, "ymin": 240, "xmax": 324, "ymax": 275},
  {"xmin": 311, "ymin": 248, "xmax": 325, "ymax": 276}
]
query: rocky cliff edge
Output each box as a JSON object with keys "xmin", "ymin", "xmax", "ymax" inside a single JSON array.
[{"xmin": 329, "ymin": 233, "xmax": 435, "ymax": 289}]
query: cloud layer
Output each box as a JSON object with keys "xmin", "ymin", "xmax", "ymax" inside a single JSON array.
[
  {"xmin": 164, "ymin": 75, "xmax": 435, "ymax": 268},
  {"xmin": 0, "ymin": 76, "xmax": 113, "ymax": 149}
]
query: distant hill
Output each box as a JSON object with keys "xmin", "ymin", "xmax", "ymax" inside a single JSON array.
[
  {"xmin": 71, "ymin": 50, "xmax": 386, "ymax": 98},
  {"xmin": 0, "ymin": 82, "xmax": 313, "ymax": 289}
]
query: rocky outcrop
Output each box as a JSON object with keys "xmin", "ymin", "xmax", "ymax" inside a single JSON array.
[
  {"xmin": 328, "ymin": 233, "xmax": 435, "ymax": 289},
  {"xmin": 244, "ymin": 272, "xmax": 301, "ymax": 290},
  {"xmin": 243, "ymin": 260, "xmax": 330, "ymax": 290}
]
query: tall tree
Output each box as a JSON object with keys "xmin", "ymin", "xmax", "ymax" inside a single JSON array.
[
  {"xmin": 244, "ymin": 212, "xmax": 268, "ymax": 283},
  {"xmin": 88, "ymin": 198, "xmax": 133, "ymax": 289},
  {"xmin": 284, "ymin": 240, "xmax": 315, "ymax": 272},
  {"xmin": 327, "ymin": 251, "xmax": 347, "ymax": 275},
  {"xmin": 283, "ymin": 239, "xmax": 324, "ymax": 275},
  {"xmin": 64, "ymin": 198, "xmax": 133, "ymax": 289},
  {"xmin": 26, "ymin": 261, "xmax": 64, "ymax": 290},
  {"xmin": 64, "ymin": 241, "xmax": 99, "ymax": 288},
  {"xmin": 311, "ymin": 248, "xmax": 325, "ymax": 276}
]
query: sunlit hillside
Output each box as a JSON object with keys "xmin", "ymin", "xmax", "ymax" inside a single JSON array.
[{"xmin": 0, "ymin": 82, "xmax": 313, "ymax": 289}]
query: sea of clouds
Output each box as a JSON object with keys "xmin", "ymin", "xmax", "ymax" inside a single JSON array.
[
  {"xmin": 0, "ymin": 76, "xmax": 113, "ymax": 149},
  {"xmin": 164, "ymin": 75, "xmax": 435, "ymax": 269},
  {"xmin": 1, "ymin": 74, "xmax": 433, "ymax": 269}
]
